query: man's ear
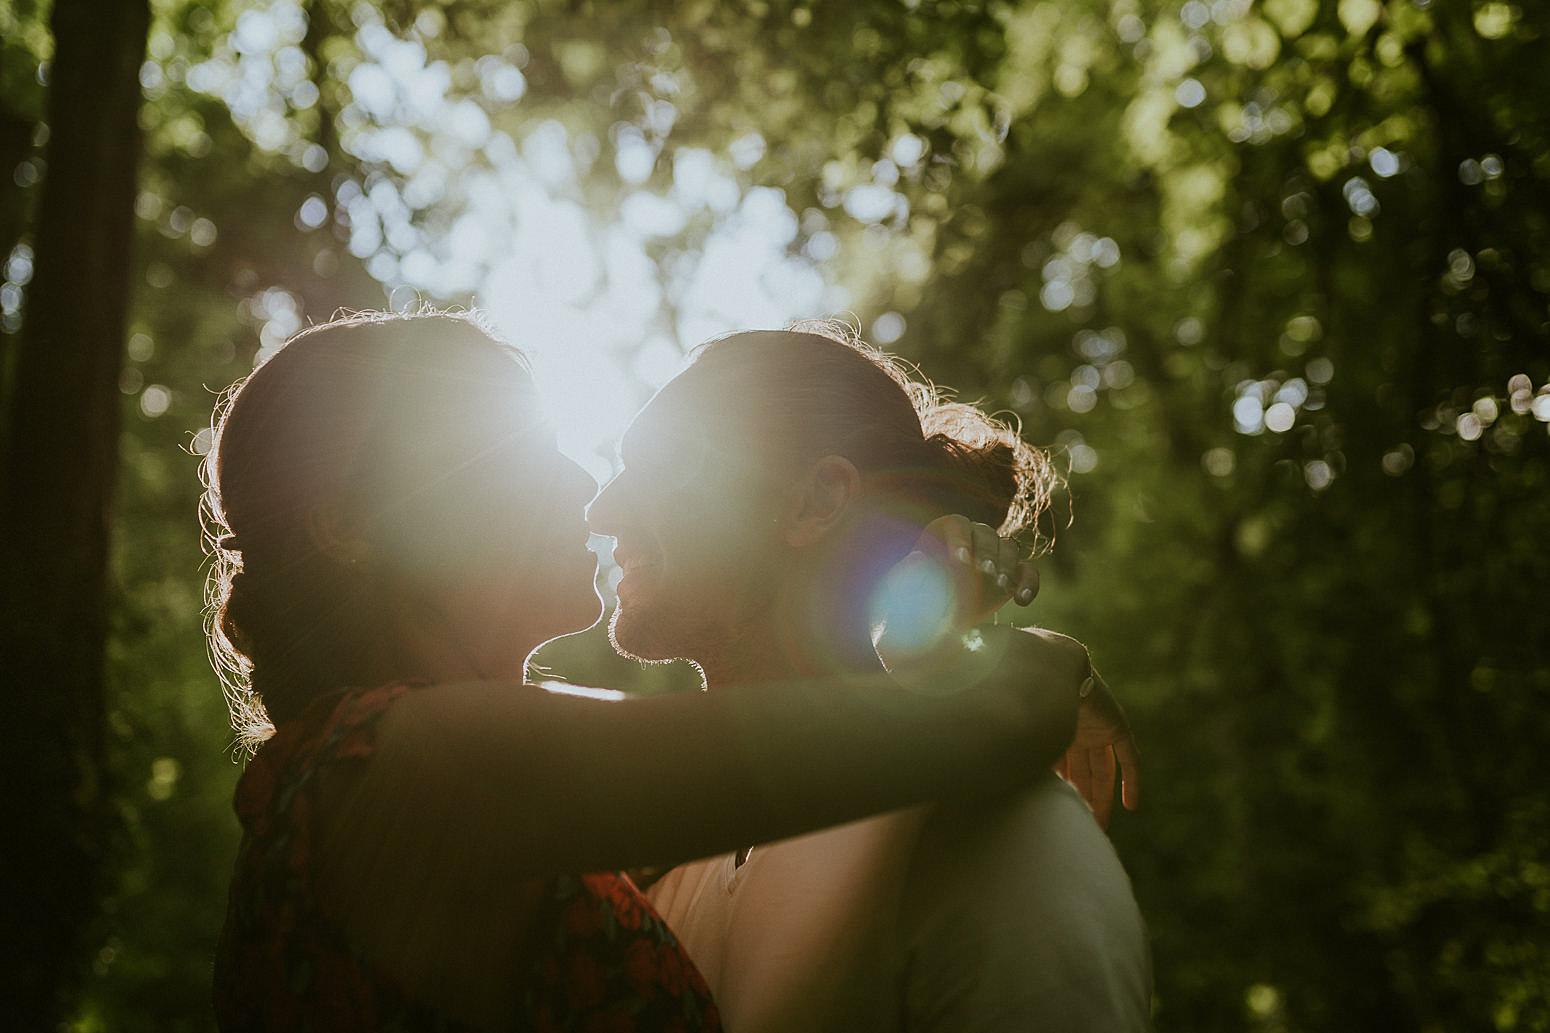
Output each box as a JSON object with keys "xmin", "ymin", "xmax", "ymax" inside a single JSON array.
[
  {"xmin": 781, "ymin": 455, "xmax": 862, "ymax": 548},
  {"xmin": 305, "ymin": 502, "xmax": 372, "ymax": 567}
]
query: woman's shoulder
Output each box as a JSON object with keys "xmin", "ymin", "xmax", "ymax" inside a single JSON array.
[{"xmin": 234, "ymin": 681, "xmax": 430, "ymax": 832}]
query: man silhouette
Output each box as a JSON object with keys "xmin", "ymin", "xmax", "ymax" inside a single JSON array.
[{"xmin": 588, "ymin": 328, "xmax": 1152, "ymax": 1032}]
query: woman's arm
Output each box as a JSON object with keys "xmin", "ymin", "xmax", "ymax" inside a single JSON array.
[{"xmin": 352, "ymin": 623, "xmax": 1087, "ymax": 877}]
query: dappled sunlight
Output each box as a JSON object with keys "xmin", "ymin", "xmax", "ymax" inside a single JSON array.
[
  {"xmin": 184, "ymin": 0, "xmax": 848, "ymax": 472},
  {"xmin": 473, "ymin": 129, "xmax": 835, "ymax": 471}
]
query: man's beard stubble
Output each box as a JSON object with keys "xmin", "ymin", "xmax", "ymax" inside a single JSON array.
[{"xmin": 606, "ymin": 580, "xmax": 774, "ymax": 680}]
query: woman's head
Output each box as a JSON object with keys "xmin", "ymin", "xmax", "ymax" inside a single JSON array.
[
  {"xmin": 204, "ymin": 310, "xmax": 601, "ymax": 746},
  {"xmin": 588, "ymin": 321, "xmax": 1058, "ymax": 665}
]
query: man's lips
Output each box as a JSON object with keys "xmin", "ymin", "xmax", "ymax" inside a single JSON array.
[
  {"xmin": 613, "ymin": 549, "xmax": 662, "ymax": 598},
  {"xmin": 612, "ymin": 545, "xmax": 662, "ymax": 572}
]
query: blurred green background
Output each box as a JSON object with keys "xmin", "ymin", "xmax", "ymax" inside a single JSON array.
[{"xmin": 1, "ymin": 0, "xmax": 1547, "ymax": 1030}]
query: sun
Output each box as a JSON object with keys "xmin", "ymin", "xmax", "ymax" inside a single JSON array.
[{"xmin": 529, "ymin": 344, "xmax": 639, "ymax": 481}]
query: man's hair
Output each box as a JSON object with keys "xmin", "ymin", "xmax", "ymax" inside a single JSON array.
[{"xmin": 680, "ymin": 320, "xmax": 1059, "ymax": 548}]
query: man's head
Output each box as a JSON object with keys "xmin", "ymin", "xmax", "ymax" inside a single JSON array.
[{"xmin": 586, "ymin": 324, "xmax": 1056, "ymax": 671}]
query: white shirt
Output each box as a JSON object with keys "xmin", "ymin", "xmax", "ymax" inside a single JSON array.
[{"xmin": 648, "ymin": 773, "xmax": 1152, "ymax": 1033}]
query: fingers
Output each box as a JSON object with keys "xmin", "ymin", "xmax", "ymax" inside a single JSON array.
[
  {"xmin": 1115, "ymin": 734, "xmax": 1142, "ymax": 811},
  {"xmin": 919, "ymin": 514, "xmax": 1038, "ymax": 627},
  {"xmin": 1087, "ymin": 667, "xmax": 1140, "ymax": 812},
  {"xmin": 914, "ymin": 513, "xmax": 965, "ymax": 563},
  {"xmin": 1014, "ymin": 562, "xmax": 1039, "ymax": 606},
  {"xmin": 1092, "ymin": 746, "xmax": 1117, "ymax": 830},
  {"xmin": 924, "ymin": 516, "xmax": 1031, "ymax": 589},
  {"xmin": 1070, "ymin": 742, "xmax": 1093, "ymax": 815},
  {"xmin": 1071, "ymin": 746, "xmax": 1116, "ymax": 830},
  {"xmin": 966, "ymin": 521, "xmax": 1035, "ymax": 608},
  {"xmin": 912, "ymin": 514, "xmax": 953, "ymax": 559},
  {"xmin": 970, "ymin": 521, "xmax": 1001, "ymax": 578},
  {"xmin": 990, "ymin": 535, "xmax": 1020, "ymax": 594}
]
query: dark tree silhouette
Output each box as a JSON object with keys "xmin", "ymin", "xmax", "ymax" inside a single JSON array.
[{"xmin": 0, "ymin": 0, "xmax": 150, "ymax": 1024}]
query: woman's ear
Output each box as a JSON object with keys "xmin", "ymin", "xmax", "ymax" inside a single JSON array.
[
  {"xmin": 305, "ymin": 502, "xmax": 372, "ymax": 567},
  {"xmin": 781, "ymin": 455, "xmax": 862, "ymax": 548}
]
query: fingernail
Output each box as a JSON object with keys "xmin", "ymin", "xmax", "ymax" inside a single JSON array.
[
  {"xmin": 1017, "ymin": 587, "xmax": 1034, "ymax": 604},
  {"xmin": 954, "ymin": 547, "xmax": 971, "ymax": 564},
  {"xmin": 996, "ymin": 573, "xmax": 1010, "ymax": 590},
  {"xmin": 978, "ymin": 559, "xmax": 996, "ymax": 574}
]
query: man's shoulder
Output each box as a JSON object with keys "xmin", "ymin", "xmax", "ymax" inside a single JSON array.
[
  {"xmin": 904, "ymin": 773, "xmax": 1145, "ymax": 933},
  {"xmin": 897, "ymin": 775, "xmax": 1154, "ymax": 1032},
  {"xmin": 916, "ymin": 773, "xmax": 1119, "ymax": 863}
]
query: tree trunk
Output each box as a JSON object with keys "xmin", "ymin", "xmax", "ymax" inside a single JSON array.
[{"xmin": 0, "ymin": 0, "xmax": 150, "ymax": 1025}]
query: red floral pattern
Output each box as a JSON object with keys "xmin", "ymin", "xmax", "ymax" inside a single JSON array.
[{"xmin": 214, "ymin": 682, "xmax": 722, "ymax": 1033}]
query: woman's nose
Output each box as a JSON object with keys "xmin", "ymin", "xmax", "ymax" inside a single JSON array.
[
  {"xmin": 561, "ymin": 458, "xmax": 598, "ymax": 503},
  {"xmin": 586, "ymin": 471, "xmax": 626, "ymax": 536}
]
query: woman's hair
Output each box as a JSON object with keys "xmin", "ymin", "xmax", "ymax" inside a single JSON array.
[
  {"xmin": 201, "ymin": 309, "xmax": 537, "ymax": 750},
  {"xmin": 683, "ymin": 320, "xmax": 1060, "ymax": 547}
]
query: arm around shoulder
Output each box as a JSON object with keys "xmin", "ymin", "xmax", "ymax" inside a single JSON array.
[{"xmin": 337, "ymin": 649, "xmax": 1082, "ymax": 881}]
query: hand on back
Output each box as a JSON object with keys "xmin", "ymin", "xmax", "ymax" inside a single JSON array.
[{"xmin": 881, "ymin": 514, "xmax": 1141, "ymax": 829}]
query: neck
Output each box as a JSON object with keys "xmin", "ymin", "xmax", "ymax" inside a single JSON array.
[
  {"xmin": 392, "ymin": 605, "xmax": 542, "ymax": 684},
  {"xmin": 700, "ymin": 579, "xmax": 883, "ymax": 691}
]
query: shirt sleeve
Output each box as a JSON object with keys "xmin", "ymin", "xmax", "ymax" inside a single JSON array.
[{"xmin": 897, "ymin": 775, "xmax": 1154, "ymax": 1033}]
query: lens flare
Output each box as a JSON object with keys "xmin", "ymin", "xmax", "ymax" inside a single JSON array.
[{"xmin": 870, "ymin": 550, "xmax": 955, "ymax": 660}]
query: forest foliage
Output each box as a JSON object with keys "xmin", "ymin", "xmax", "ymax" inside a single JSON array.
[{"xmin": 1, "ymin": 0, "xmax": 1547, "ymax": 1030}]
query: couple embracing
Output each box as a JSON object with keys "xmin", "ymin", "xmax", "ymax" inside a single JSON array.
[{"xmin": 210, "ymin": 310, "xmax": 1151, "ymax": 1032}]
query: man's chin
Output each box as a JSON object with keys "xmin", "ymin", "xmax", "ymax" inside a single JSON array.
[{"xmin": 606, "ymin": 605, "xmax": 681, "ymax": 665}]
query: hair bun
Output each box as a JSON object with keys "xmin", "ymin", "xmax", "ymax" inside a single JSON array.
[
  {"xmin": 919, "ymin": 402, "xmax": 1058, "ymax": 541},
  {"xmin": 687, "ymin": 321, "xmax": 1060, "ymax": 552}
]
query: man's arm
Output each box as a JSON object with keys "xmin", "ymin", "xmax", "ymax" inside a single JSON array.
[{"xmin": 898, "ymin": 774, "xmax": 1154, "ymax": 1032}]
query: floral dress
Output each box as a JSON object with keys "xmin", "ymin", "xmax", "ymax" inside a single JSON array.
[{"xmin": 214, "ymin": 682, "xmax": 723, "ymax": 1033}]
